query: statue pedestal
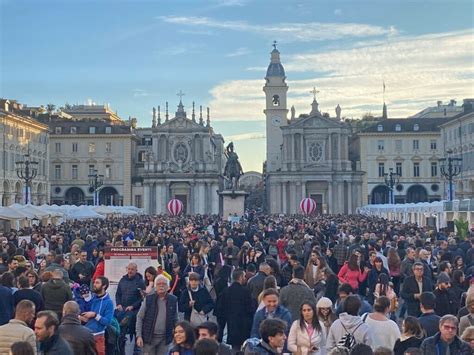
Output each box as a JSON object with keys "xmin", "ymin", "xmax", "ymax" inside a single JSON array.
[{"xmin": 219, "ymin": 190, "xmax": 248, "ymax": 219}]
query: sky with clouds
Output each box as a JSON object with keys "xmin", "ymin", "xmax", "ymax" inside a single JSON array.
[{"xmin": 1, "ymin": 0, "xmax": 473, "ymax": 172}]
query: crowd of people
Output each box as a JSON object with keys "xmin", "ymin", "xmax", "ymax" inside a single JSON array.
[{"xmin": 0, "ymin": 212, "xmax": 474, "ymax": 355}]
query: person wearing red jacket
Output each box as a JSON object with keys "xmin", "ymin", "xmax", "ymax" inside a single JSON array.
[
  {"xmin": 337, "ymin": 253, "xmax": 369, "ymax": 293},
  {"xmin": 92, "ymin": 257, "xmax": 104, "ymax": 281}
]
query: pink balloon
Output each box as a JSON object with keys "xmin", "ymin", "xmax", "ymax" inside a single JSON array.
[
  {"xmin": 300, "ymin": 197, "xmax": 317, "ymax": 215},
  {"xmin": 167, "ymin": 199, "xmax": 183, "ymax": 216}
]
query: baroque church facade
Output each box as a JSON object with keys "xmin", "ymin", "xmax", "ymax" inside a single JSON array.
[
  {"xmin": 264, "ymin": 46, "xmax": 363, "ymax": 214},
  {"xmin": 133, "ymin": 100, "xmax": 225, "ymax": 215}
]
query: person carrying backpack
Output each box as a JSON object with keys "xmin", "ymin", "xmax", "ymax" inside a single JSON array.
[{"xmin": 326, "ymin": 295, "xmax": 373, "ymax": 351}]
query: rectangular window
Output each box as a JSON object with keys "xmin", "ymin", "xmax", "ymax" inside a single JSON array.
[
  {"xmin": 105, "ymin": 164, "xmax": 111, "ymax": 179},
  {"xmin": 413, "ymin": 162, "xmax": 420, "ymax": 177},
  {"xmin": 89, "ymin": 165, "xmax": 95, "ymax": 176},
  {"xmin": 89, "ymin": 126, "xmax": 96, "ymax": 134},
  {"xmin": 413, "ymin": 140, "xmax": 419, "ymax": 150},
  {"xmin": 138, "ymin": 151, "xmax": 146, "ymax": 162},
  {"xmin": 377, "ymin": 140, "xmax": 384, "ymax": 151},
  {"xmin": 70, "ymin": 127, "xmax": 77, "ymax": 134},
  {"xmin": 395, "ymin": 140, "xmax": 402, "ymax": 152},
  {"xmin": 55, "ymin": 142, "xmax": 61, "ymax": 153},
  {"xmin": 105, "ymin": 126, "xmax": 112, "ymax": 134},
  {"xmin": 72, "ymin": 142, "xmax": 78, "ymax": 153},
  {"xmin": 105, "ymin": 142, "xmax": 112, "ymax": 153},
  {"xmin": 55, "ymin": 127, "xmax": 62, "ymax": 134},
  {"xmin": 135, "ymin": 195, "xmax": 142, "ymax": 208},
  {"xmin": 431, "ymin": 162, "xmax": 438, "ymax": 177},
  {"xmin": 378, "ymin": 162, "xmax": 385, "ymax": 177},
  {"xmin": 396, "ymin": 162, "xmax": 402, "ymax": 177},
  {"xmin": 430, "ymin": 140, "xmax": 437, "ymax": 150},
  {"xmin": 88, "ymin": 143, "xmax": 95, "ymax": 153},
  {"xmin": 54, "ymin": 165, "xmax": 61, "ymax": 180},
  {"xmin": 72, "ymin": 165, "xmax": 78, "ymax": 180}
]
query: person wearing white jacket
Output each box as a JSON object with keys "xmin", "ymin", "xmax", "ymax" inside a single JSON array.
[
  {"xmin": 288, "ymin": 302, "xmax": 324, "ymax": 355},
  {"xmin": 326, "ymin": 295, "xmax": 373, "ymax": 351}
]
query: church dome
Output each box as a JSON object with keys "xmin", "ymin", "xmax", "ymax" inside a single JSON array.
[{"xmin": 266, "ymin": 45, "xmax": 285, "ymax": 77}]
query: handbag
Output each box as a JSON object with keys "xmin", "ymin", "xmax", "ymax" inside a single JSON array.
[{"xmin": 188, "ymin": 290, "xmax": 209, "ymax": 327}]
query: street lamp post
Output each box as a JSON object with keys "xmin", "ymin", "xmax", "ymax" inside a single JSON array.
[
  {"xmin": 439, "ymin": 150, "xmax": 462, "ymax": 201},
  {"xmin": 384, "ymin": 167, "xmax": 400, "ymax": 204},
  {"xmin": 16, "ymin": 153, "xmax": 38, "ymax": 204},
  {"xmin": 88, "ymin": 170, "xmax": 104, "ymax": 206}
]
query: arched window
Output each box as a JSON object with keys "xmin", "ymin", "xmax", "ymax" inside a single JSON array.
[
  {"xmin": 395, "ymin": 124, "xmax": 401, "ymax": 131},
  {"xmin": 377, "ymin": 124, "xmax": 383, "ymax": 132}
]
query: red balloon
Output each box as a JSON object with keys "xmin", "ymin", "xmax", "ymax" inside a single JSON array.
[
  {"xmin": 167, "ymin": 199, "xmax": 183, "ymax": 216},
  {"xmin": 300, "ymin": 197, "xmax": 317, "ymax": 215}
]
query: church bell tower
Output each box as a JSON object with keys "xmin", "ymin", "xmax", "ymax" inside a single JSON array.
[{"xmin": 263, "ymin": 41, "xmax": 288, "ymax": 172}]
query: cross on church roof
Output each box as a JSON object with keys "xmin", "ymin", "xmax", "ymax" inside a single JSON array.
[
  {"xmin": 177, "ymin": 90, "xmax": 185, "ymax": 101},
  {"xmin": 310, "ymin": 86, "xmax": 320, "ymax": 100}
]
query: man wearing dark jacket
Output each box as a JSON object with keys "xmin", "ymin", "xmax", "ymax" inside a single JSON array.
[
  {"xmin": 433, "ymin": 272, "xmax": 459, "ymax": 317},
  {"xmin": 59, "ymin": 301, "xmax": 97, "ymax": 355},
  {"xmin": 136, "ymin": 275, "xmax": 178, "ymax": 354},
  {"xmin": 35, "ymin": 310, "xmax": 73, "ymax": 355},
  {"xmin": 70, "ymin": 251, "xmax": 95, "ymax": 285},
  {"xmin": 420, "ymin": 314, "xmax": 471, "ymax": 355},
  {"xmin": 41, "ymin": 269, "xmax": 73, "ymax": 320},
  {"xmin": 418, "ymin": 292, "xmax": 441, "ymax": 337},
  {"xmin": 215, "ymin": 269, "xmax": 255, "ymax": 351},
  {"xmin": 247, "ymin": 263, "xmax": 272, "ymax": 304},
  {"xmin": 400, "ymin": 262, "xmax": 433, "ymax": 317}
]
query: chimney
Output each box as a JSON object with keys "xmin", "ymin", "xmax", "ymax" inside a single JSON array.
[
  {"xmin": 449, "ymin": 99, "xmax": 456, "ymax": 106},
  {"xmin": 437, "ymin": 100, "xmax": 442, "ymax": 107},
  {"xmin": 462, "ymin": 98, "xmax": 474, "ymax": 113}
]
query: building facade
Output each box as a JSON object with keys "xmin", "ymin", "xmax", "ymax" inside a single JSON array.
[
  {"xmin": 264, "ymin": 46, "xmax": 363, "ymax": 214},
  {"xmin": 35, "ymin": 104, "xmax": 137, "ymax": 206},
  {"xmin": 0, "ymin": 99, "xmax": 50, "ymax": 206},
  {"xmin": 132, "ymin": 101, "xmax": 225, "ymax": 215},
  {"xmin": 439, "ymin": 99, "xmax": 474, "ymax": 200}
]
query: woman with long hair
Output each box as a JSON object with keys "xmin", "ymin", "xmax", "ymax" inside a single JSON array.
[
  {"xmin": 393, "ymin": 316, "xmax": 425, "ymax": 355},
  {"xmin": 367, "ymin": 256, "xmax": 389, "ymax": 303},
  {"xmin": 305, "ymin": 252, "xmax": 327, "ymax": 289},
  {"xmin": 182, "ymin": 253, "xmax": 205, "ymax": 282},
  {"xmin": 288, "ymin": 302, "xmax": 324, "ymax": 355},
  {"xmin": 337, "ymin": 253, "xmax": 369, "ymax": 293},
  {"xmin": 316, "ymin": 297, "xmax": 336, "ymax": 346},
  {"xmin": 454, "ymin": 255, "xmax": 466, "ymax": 272},
  {"xmin": 387, "ymin": 247, "xmax": 401, "ymax": 294},
  {"xmin": 26, "ymin": 270, "xmax": 41, "ymax": 291},
  {"xmin": 168, "ymin": 321, "xmax": 196, "ymax": 355},
  {"xmin": 144, "ymin": 266, "xmax": 158, "ymax": 295}
]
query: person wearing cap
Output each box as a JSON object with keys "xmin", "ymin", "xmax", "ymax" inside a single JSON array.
[
  {"xmin": 434, "ymin": 272, "xmax": 459, "ymax": 317},
  {"xmin": 317, "ymin": 297, "xmax": 336, "ymax": 343},
  {"xmin": 178, "ymin": 272, "xmax": 215, "ymax": 323}
]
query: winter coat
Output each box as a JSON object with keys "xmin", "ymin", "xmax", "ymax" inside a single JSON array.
[
  {"xmin": 248, "ymin": 271, "xmax": 268, "ymax": 302},
  {"xmin": 44, "ymin": 263, "xmax": 70, "ymax": 283},
  {"xmin": 288, "ymin": 320, "xmax": 324, "ymax": 355},
  {"xmin": 41, "ymin": 278, "xmax": 73, "ymax": 319},
  {"xmin": 417, "ymin": 312, "xmax": 441, "ymax": 338},
  {"xmin": 178, "ymin": 286, "xmax": 215, "ymax": 321},
  {"xmin": 70, "ymin": 260, "xmax": 95, "ymax": 285},
  {"xmin": 400, "ymin": 276, "xmax": 433, "ymax": 317},
  {"xmin": 0, "ymin": 319, "xmax": 37, "ymax": 355},
  {"xmin": 58, "ymin": 314, "xmax": 97, "ymax": 355},
  {"xmin": 215, "ymin": 281, "xmax": 254, "ymax": 347},
  {"xmin": 420, "ymin": 332, "xmax": 472, "ymax": 355},
  {"xmin": 251, "ymin": 305, "xmax": 292, "ymax": 338},
  {"xmin": 38, "ymin": 332, "xmax": 73, "ymax": 355},
  {"xmin": 85, "ymin": 292, "xmax": 114, "ymax": 333},
  {"xmin": 393, "ymin": 336, "xmax": 424, "ymax": 355},
  {"xmin": 337, "ymin": 263, "xmax": 368, "ymax": 292},
  {"xmin": 325, "ymin": 313, "xmax": 373, "ymax": 350},
  {"xmin": 433, "ymin": 287, "xmax": 459, "ymax": 317},
  {"xmin": 92, "ymin": 259, "xmax": 104, "ymax": 281},
  {"xmin": 0, "ymin": 285, "xmax": 14, "ymax": 325},
  {"xmin": 279, "ymin": 279, "xmax": 316, "ymax": 321},
  {"xmin": 459, "ymin": 313, "xmax": 474, "ymax": 337},
  {"xmin": 14, "ymin": 287, "xmax": 44, "ymax": 312},
  {"xmin": 115, "ymin": 273, "xmax": 146, "ymax": 310}
]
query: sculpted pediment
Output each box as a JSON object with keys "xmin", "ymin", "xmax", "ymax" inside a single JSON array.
[
  {"xmin": 160, "ymin": 117, "xmax": 205, "ymax": 130},
  {"xmin": 289, "ymin": 115, "xmax": 342, "ymax": 129}
]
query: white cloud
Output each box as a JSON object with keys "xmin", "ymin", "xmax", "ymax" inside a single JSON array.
[
  {"xmin": 158, "ymin": 16, "xmax": 398, "ymax": 42},
  {"xmin": 133, "ymin": 89, "xmax": 149, "ymax": 98},
  {"xmin": 226, "ymin": 132, "xmax": 266, "ymax": 141},
  {"xmin": 226, "ymin": 47, "xmax": 250, "ymax": 57},
  {"xmin": 155, "ymin": 43, "xmax": 204, "ymax": 56},
  {"xmin": 207, "ymin": 29, "xmax": 474, "ymax": 121},
  {"xmin": 334, "ymin": 8, "xmax": 342, "ymax": 16}
]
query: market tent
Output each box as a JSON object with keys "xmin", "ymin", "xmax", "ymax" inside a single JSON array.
[
  {"xmin": 65, "ymin": 205, "xmax": 105, "ymax": 220},
  {"xmin": 0, "ymin": 207, "xmax": 30, "ymax": 220}
]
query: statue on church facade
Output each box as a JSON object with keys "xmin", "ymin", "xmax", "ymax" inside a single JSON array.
[{"xmin": 223, "ymin": 142, "xmax": 243, "ymax": 190}]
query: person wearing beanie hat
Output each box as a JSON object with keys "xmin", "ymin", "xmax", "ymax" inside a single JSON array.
[
  {"xmin": 459, "ymin": 293, "xmax": 474, "ymax": 336},
  {"xmin": 317, "ymin": 297, "xmax": 336, "ymax": 347},
  {"xmin": 434, "ymin": 272, "xmax": 459, "ymax": 317}
]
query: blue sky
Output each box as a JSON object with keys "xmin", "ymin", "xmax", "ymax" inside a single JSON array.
[{"xmin": 1, "ymin": 0, "xmax": 473, "ymax": 171}]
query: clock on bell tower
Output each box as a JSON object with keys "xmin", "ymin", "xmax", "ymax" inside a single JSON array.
[{"xmin": 263, "ymin": 41, "xmax": 288, "ymax": 172}]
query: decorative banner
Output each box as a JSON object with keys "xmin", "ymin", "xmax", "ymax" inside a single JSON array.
[
  {"xmin": 300, "ymin": 197, "xmax": 317, "ymax": 215},
  {"xmin": 167, "ymin": 198, "xmax": 184, "ymax": 216}
]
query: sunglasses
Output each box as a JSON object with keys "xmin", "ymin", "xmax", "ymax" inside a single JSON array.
[{"xmin": 442, "ymin": 325, "xmax": 457, "ymax": 331}]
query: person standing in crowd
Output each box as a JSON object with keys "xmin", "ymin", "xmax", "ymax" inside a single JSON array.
[
  {"xmin": 417, "ymin": 291, "xmax": 441, "ymax": 337},
  {"xmin": 13, "ymin": 275, "xmax": 43, "ymax": 312},
  {"xmin": 247, "ymin": 263, "xmax": 272, "ymax": 305},
  {"xmin": 251, "ymin": 288, "xmax": 292, "ymax": 338},
  {"xmin": 335, "ymin": 283, "xmax": 372, "ymax": 316},
  {"xmin": 136, "ymin": 274, "xmax": 178, "ymax": 354},
  {"xmin": 280, "ymin": 264, "xmax": 316, "ymax": 321},
  {"xmin": 317, "ymin": 297, "xmax": 336, "ymax": 345},
  {"xmin": 0, "ymin": 300, "xmax": 36, "ymax": 355},
  {"xmin": 367, "ymin": 257, "xmax": 389, "ymax": 303},
  {"xmin": 35, "ymin": 310, "xmax": 73, "ymax": 355},
  {"xmin": 81, "ymin": 276, "xmax": 114, "ymax": 355},
  {"xmin": 41, "ymin": 269, "xmax": 73, "ymax": 320},
  {"xmin": 362, "ymin": 296, "xmax": 400, "ymax": 350},
  {"xmin": 434, "ymin": 272, "xmax": 459, "ymax": 317},
  {"xmin": 59, "ymin": 301, "xmax": 97, "ymax": 355},
  {"xmin": 420, "ymin": 315, "xmax": 471, "ymax": 354},
  {"xmin": 400, "ymin": 262, "xmax": 433, "ymax": 317},
  {"xmin": 246, "ymin": 318, "xmax": 288, "ymax": 355},
  {"xmin": 223, "ymin": 238, "xmax": 239, "ymax": 267},
  {"xmin": 393, "ymin": 316, "xmax": 425, "ymax": 355},
  {"xmin": 326, "ymin": 295, "xmax": 373, "ymax": 350},
  {"xmin": 288, "ymin": 302, "xmax": 324, "ymax": 355},
  {"xmin": 459, "ymin": 293, "xmax": 474, "ymax": 337},
  {"xmin": 115, "ymin": 262, "xmax": 146, "ymax": 339},
  {"xmin": 70, "ymin": 251, "xmax": 95, "ymax": 286},
  {"xmin": 333, "ymin": 237, "xmax": 349, "ymax": 273},
  {"xmin": 337, "ymin": 254, "xmax": 369, "ymax": 294},
  {"xmin": 179, "ymin": 272, "xmax": 215, "ymax": 324},
  {"xmin": 0, "ymin": 274, "xmax": 14, "ymax": 325},
  {"xmin": 44, "ymin": 255, "xmax": 70, "ymax": 283},
  {"xmin": 197, "ymin": 322, "xmax": 232, "ymax": 355},
  {"xmin": 215, "ymin": 268, "xmax": 254, "ymax": 351},
  {"xmin": 168, "ymin": 321, "xmax": 196, "ymax": 355}
]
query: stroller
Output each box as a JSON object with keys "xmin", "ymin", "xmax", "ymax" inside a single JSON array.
[{"xmin": 105, "ymin": 316, "xmax": 128, "ymax": 355}]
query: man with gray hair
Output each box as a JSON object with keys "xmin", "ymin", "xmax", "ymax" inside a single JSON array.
[
  {"xmin": 420, "ymin": 314, "xmax": 471, "ymax": 354},
  {"xmin": 40, "ymin": 268, "xmax": 73, "ymax": 320},
  {"xmin": 247, "ymin": 262, "xmax": 272, "ymax": 304},
  {"xmin": 59, "ymin": 301, "xmax": 97, "ymax": 355},
  {"xmin": 136, "ymin": 274, "xmax": 178, "ymax": 354}
]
